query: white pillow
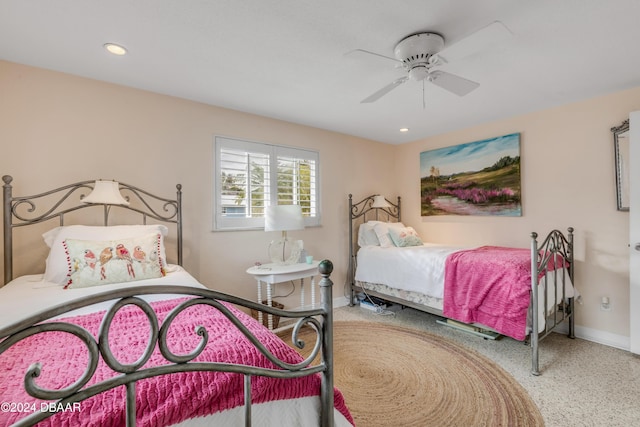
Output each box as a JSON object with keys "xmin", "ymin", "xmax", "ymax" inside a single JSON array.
[
  {"xmin": 357, "ymin": 221, "xmax": 382, "ymax": 247},
  {"xmin": 388, "ymin": 226, "xmax": 424, "ymax": 247},
  {"xmin": 373, "ymin": 222, "xmax": 406, "ymax": 248},
  {"xmin": 42, "ymin": 225, "xmax": 169, "ymax": 247},
  {"xmin": 64, "ymin": 233, "xmax": 165, "ymax": 289},
  {"xmin": 43, "ymin": 225, "xmax": 168, "ymax": 285}
]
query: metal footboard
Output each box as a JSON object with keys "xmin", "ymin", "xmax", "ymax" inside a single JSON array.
[
  {"xmin": 530, "ymin": 228, "xmax": 575, "ymax": 375},
  {"xmin": 0, "ymin": 261, "xmax": 336, "ymax": 427}
]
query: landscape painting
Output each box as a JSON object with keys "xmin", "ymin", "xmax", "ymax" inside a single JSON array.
[{"xmin": 420, "ymin": 133, "xmax": 521, "ymax": 216}]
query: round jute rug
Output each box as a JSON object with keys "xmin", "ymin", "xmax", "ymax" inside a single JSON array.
[{"xmin": 294, "ymin": 321, "xmax": 544, "ymax": 427}]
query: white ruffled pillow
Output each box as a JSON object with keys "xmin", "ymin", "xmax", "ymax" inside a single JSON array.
[
  {"xmin": 373, "ymin": 222, "xmax": 406, "ymax": 248},
  {"xmin": 43, "ymin": 225, "xmax": 168, "ymax": 285}
]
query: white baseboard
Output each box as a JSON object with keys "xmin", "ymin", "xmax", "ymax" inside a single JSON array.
[
  {"xmin": 548, "ymin": 323, "xmax": 630, "ymax": 351},
  {"xmin": 333, "ymin": 296, "xmax": 350, "ymax": 308},
  {"xmin": 575, "ymin": 325, "xmax": 630, "ymax": 351},
  {"xmin": 332, "ymin": 297, "xmax": 632, "ymax": 352}
]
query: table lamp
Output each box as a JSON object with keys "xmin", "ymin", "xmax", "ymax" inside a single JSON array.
[{"xmin": 265, "ymin": 204, "xmax": 304, "ymax": 264}]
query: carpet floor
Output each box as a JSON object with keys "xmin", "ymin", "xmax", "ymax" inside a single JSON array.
[
  {"xmin": 290, "ymin": 321, "xmax": 543, "ymax": 426},
  {"xmin": 332, "ymin": 304, "xmax": 640, "ymax": 427}
]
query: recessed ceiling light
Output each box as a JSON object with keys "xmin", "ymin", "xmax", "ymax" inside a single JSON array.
[
  {"xmin": 399, "ymin": 128, "xmax": 409, "ymax": 132},
  {"xmin": 104, "ymin": 43, "xmax": 127, "ymax": 56}
]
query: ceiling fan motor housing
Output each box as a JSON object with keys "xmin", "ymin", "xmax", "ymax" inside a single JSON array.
[{"xmin": 394, "ymin": 32, "xmax": 444, "ymax": 81}]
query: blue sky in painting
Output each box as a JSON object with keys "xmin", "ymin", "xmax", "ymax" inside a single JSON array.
[{"xmin": 420, "ymin": 133, "xmax": 520, "ymax": 178}]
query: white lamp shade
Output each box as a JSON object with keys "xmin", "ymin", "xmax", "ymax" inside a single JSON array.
[
  {"xmin": 265, "ymin": 205, "xmax": 304, "ymax": 232},
  {"xmin": 371, "ymin": 195, "xmax": 391, "ymax": 208},
  {"xmin": 83, "ymin": 180, "xmax": 130, "ymax": 205}
]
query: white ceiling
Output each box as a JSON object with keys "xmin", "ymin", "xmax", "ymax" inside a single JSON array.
[{"xmin": 2, "ymin": 0, "xmax": 640, "ymax": 144}]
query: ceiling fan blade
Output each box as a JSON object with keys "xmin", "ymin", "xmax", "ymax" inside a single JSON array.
[
  {"xmin": 361, "ymin": 77, "xmax": 409, "ymax": 103},
  {"xmin": 428, "ymin": 70, "xmax": 479, "ymax": 96},
  {"xmin": 438, "ymin": 21, "xmax": 512, "ymax": 62},
  {"xmin": 345, "ymin": 49, "xmax": 401, "ymax": 64}
]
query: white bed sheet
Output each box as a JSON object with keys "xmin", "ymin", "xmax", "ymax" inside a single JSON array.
[
  {"xmin": 0, "ymin": 267, "xmax": 352, "ymax": 427},
  {"xmin": 355, "ymin": 243, "xmax": 463, "ymax": 299},
  {"xmin": 0, "ymin": 265, "xmax": 204, "ymax": 330}
]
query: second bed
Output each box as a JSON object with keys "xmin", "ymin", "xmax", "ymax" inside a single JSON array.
[{"xmin": 347, "ymin": 194, "xmax": 576, "ymax": 375}]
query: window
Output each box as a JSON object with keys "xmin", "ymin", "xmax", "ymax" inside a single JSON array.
[{"xmin": 214, "ymin": 136, "xmax": 320, "ymax": 230}]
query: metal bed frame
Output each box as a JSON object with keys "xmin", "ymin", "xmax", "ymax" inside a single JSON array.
[
  {"xmin": 0, "ymin": 175, "xmax": 337, "ymax": 427},
  {"xmin": 2, "ymin": 175, "xmax": 183, "ymax": 283},
  {"xmin": 347, "ymin": 193, "xmax": 575, "ymax": 375}
]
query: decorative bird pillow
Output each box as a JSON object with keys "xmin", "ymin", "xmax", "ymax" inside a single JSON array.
[{"xmin": 63, "ymin": 233, "xmax": 165, "ymax": 289}]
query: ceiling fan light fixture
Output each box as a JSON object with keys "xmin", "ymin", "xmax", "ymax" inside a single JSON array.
[
  {"xmin": 394, "ymin": 33, "xmax": 445, "ymax": 65},
  {"xmin": 409, "ymin": 65, "xmax": 430, "ymax": 81}
]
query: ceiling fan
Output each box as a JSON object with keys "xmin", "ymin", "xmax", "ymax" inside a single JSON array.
[{"xmin": 352, "ymin": 21, "xmax": 511, "ymax": 105}]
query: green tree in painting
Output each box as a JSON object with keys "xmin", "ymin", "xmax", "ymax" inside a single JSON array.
[{"xmin": 430, "ymin": 166, "xmax": 440, "ymax": 187}]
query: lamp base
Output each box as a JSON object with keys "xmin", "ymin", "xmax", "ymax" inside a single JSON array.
[{"xmin": 268, "ymin": 237, "xmax": 302, "ymax": 265}]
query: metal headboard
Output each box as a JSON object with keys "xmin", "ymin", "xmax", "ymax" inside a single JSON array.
[
  {"xmin": 2, "ymin": 175, "xmax": 182, "ymax": 285},
  {"xmin": 346, "ymin": 194, "xmax": 400, "ymax": 304}
]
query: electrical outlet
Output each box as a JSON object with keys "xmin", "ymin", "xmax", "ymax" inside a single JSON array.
[{"xmin": 600, "ymin": 297, "xmax": 612, "ymax": 312}]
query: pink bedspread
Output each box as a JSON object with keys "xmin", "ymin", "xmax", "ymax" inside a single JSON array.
[
  {"xmin": 0, "ymin": 298, "xmax": 353, "ymax": 426},
  {"xmin": 442, "ymin": 246, "xmax": 534, "ymax": 340}
]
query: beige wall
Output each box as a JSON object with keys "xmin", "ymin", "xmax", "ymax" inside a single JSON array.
[
  {"xmin": 1, "ymin": 60, "xmax": 638, "ymax": 344},
  {"xmin": 396, "ymin": 87, "xmax": 640, "ymax": 343},
  {"xmin": 0, "ymin": 60, "xmax": 396, "ymax": 307}
]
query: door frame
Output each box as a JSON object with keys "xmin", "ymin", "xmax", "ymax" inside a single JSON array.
[{"xmin": 629, "ymin": 111, "xmax": 640, "ymax": 354}]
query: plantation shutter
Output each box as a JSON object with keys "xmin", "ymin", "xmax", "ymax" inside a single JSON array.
[{"xmin": 214, "ymin": 136, "xmax": 320, "ymax": 230}]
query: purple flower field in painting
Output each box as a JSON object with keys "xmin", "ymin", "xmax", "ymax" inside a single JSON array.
[{"xmin": 436, "ymin": 182, "xmax": 517, "ymax": 204}]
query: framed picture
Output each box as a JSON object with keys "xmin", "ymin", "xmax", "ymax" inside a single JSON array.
[
  {"xmin": 420, "ymin": 133, "xmax": 522, "ymax": 216},
  {"xmin": 612, "ymin": 119, "xmax": 630, "ymax": 211}
]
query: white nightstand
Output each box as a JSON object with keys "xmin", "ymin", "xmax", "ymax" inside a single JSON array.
[{"xmin": 246, "ymin": 260, "xmax": 321, "ymax": 330}]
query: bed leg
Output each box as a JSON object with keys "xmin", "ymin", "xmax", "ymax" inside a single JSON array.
[
  {"xmin": 347, "ymin": 271, "xmax": 356, "ymax": 306},
  {"xmin": 319, "ymin": 260, "xmax": 335, "ymax": 427},
  {"xmin": 568, "ymin": 297, "xmax": 576, "ymax": 339},
  {"xmin": 348, "ymin": 284, "xmax": 356, "ymax": 306},
  {"xmin": 530, "ymin": 232, "xmax": 540, "ymax": 376},
  {"xmin": 126, "ymin": 382, "xmax": 137, "ymax": 426},
  {"xmin": 531, "ymin": 334, "xmax": 540, "ymax": 376},
  {"xmin": 349, "ymin": 265, "xmax": 359, "ymax": 307}
]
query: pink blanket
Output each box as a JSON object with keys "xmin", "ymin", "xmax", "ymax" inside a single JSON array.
[
  {"xmin": 443, "ymin": 246, "xmax": 535, "ymax": 340},
  {"xmin": 0, "ymin": 298, "xmax": 353, "ymax": 426}
]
